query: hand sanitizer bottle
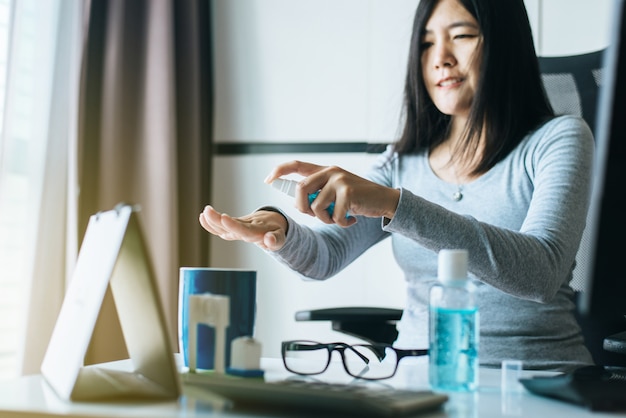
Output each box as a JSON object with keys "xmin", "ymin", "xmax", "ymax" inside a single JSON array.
[{"xmin": 429, "ymin": 249, "xmax": 479, "ymax": 392}]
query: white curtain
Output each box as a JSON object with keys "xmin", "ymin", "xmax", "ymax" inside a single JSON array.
[{"xmin": 0, "ymin": 0, "xmax": 83, "ymax": 377}]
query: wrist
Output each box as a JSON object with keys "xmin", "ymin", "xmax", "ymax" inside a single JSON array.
[{"xmin": 383, "ymin": 188, "xmax": 401, "ymax": 220}]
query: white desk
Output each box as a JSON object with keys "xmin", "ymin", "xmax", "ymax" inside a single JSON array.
[{"xmin": 0, "ymin": 357, "xmax": 622, "ymax": 418}]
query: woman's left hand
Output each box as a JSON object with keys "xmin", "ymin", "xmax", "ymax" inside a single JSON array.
[{"xmin": 264, "ymin": 160, "xmax": 400, "ymax": 227}]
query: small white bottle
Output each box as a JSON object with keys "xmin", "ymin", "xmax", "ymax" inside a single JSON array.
[{"xmin": 429, "ymin": 249, "xmax": 479, "ymax": 392}]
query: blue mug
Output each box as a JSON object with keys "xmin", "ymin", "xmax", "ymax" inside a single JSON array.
[{"xmin": 178, "ymin": 267, "xmax": 256, "ymax": 370}]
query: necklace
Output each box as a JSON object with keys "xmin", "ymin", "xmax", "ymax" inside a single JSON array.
[
  {"xmin": 434, "ymin": 144, "xmax": 467, "ymax": 202},
  {"xmin": 451, "ymin": 162, "xmax": 464, "ymax": 201}
]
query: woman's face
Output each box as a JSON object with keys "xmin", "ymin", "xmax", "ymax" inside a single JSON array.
[{"xmin": 420, "ymin": 0, "xmax": 483, "ymax": 120}]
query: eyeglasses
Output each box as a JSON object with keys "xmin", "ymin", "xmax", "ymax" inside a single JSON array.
[{"xmin": 281, "ymin": 340, "xmax": 428, "ymax": 380}]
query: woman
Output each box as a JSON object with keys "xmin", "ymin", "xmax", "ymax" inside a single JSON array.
[{"xmin": 200, "ymin": 0, "xmax": 594, "ymax": 371}]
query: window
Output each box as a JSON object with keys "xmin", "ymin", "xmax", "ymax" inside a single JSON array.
[
  {"xmin": 0, "ymin": 0, "xmax": 18, "ymax": 379},
  {"xmin": 0, "ymin": 0, "xmax": 55, "ymax": 378}
]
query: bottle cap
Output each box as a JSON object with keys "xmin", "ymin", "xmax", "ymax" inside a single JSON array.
[
  {"xmin": 271, "ymin": 178, "xmax": 298, "ymax": 197},
  {"xmin": 227, "ymin": 336, "xmax": 264, "ymax": 378},
  {"xmin": 438, "ymin": 249, "xmax": 468, "ymax": 284}
]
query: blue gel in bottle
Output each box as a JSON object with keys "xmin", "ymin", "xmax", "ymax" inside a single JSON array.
[
  {"xmin": 307, "ymin": 190, "xmax": 335, "ymax": 215},
  {"xmin": 429, "ymin": 249, "xmax": 479, "ymax": 392}
]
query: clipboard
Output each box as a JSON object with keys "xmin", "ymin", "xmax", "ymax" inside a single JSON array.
[{"xmin": 41, "ymin": 204, "xmax": 180, "ymax": 401}]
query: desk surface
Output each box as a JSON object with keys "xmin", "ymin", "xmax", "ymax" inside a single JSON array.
[{"xmin": 0, "ymin": 357, "xmax": 623, "ymax": 418}]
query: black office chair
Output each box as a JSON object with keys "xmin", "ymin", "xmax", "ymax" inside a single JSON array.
[
  {"xmin": 294, "ymin": 306, "xmax": 402, "ymax": 345},
  {"xmin": 538, "ymin": 50, "xmax": 626, "ymax": 367},
  {"xmin": 296, "ymin": 49, "xmax": 626, "ymax": 366}
]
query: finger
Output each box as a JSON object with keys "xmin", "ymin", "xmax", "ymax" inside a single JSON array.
[
  {"xmin": 199, "ymin": 212, "xmax": 210, "ymax": 230},
  {"xmin": 199, "ymin": 213, "xmax": 221, "ymax": 236},
  {"xmin": 309, "ymin": 195, "xmax": 336, "ymax": 224},
  {"xmin": 295, "ymin": 174, "xmax": 338, "ymax": 217},
  {"xmin": 220, "ymin": 214, "xmax": 264, "ymax": 245},
  {"xmin": 265, "ymin": 160, "xmax": 324, "ymax": 183},
  {"xmin": 263, "ymin": 231, "xmax": 285, "ymax": 251},
  {"xmin": 199, "ymin": 206, "xmax": 218, "ymax": 231},
  {"xmin": 334, "ymin": 213, "xmax": 358, "ymax": 228},
  {"xmin": 294, "ymin": 187, "xmax": 316, "ymax": 217},
  {"xmin": 329, "ymin": 185, "xmax": 352, "ymax": 221},
  {"xmin": 200, "ymin": 206, "xmax": 234, "ymax": 238}
]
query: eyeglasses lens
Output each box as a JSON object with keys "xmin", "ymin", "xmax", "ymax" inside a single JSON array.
[
  {"xmin": 283, "ymin": 341, "xmax": 399, "ymax": 380},
  {"xmin": 283, "ymin": 341, "xmax": 330, "ymax": 375},
  {"xmin": 343, "ymin": 344, "xmax": 398, "ymax": 379}
]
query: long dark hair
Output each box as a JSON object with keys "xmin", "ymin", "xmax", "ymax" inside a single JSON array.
[{"xmin": 394, "ymin": 0, "xmax": 554, "ymax": 174}]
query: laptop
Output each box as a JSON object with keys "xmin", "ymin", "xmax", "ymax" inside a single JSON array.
[{"xmin": 41, "ymin": 204, "xmax": 181, "ymax": 401}]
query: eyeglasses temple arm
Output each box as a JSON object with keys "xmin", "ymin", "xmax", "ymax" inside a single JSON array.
[{"xmin": 396, "ymin": 348, "xmax": 429, "ymax": 361}]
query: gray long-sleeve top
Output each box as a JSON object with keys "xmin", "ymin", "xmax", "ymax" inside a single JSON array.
[{"xmin": 269, "ymin": 115, "xmax": 595, "ymax": 371}]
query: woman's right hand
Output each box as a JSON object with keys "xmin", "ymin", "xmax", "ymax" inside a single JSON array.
[{"xmin": 199, "ymin": 205, "xmax": 288, "ymax": 251}]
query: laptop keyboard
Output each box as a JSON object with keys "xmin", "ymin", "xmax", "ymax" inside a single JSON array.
[{"xmin": 182, "ymin": 372, "xmax": 448, "ymax": 417}]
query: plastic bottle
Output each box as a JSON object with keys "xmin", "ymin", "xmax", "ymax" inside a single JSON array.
[
  {"xmin": 429, "ymin": 249, "xmax": 479, "ymax": 392},
  {"xmin": 271, "ymin": 178, "xmax": 351, "ymax": 218}
]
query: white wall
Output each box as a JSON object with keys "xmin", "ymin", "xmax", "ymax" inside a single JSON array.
[
  {"xmin": 537, "ymin": 0, "xmax": 613, "ymax": 55},
  {"xmin": 209, "ymin": 0, "xmax": 614, "ymax": 358},
  {"xmin": 212, "ymin": 0, "xmax": 418, "ymax": 143}
]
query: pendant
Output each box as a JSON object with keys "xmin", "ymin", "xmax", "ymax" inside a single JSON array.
[{"xmin": 452, "ymin": 185, "xmax": 463, "ymax": 201}]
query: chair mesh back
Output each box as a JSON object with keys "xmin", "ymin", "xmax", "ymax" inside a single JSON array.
[
  {"xmin": 538, "ymin": 50, "xmax": 605, "ymax": 291},
  {"xmin": 542, "ymin": 74, "xmax": 583, "ymax": 116}
]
